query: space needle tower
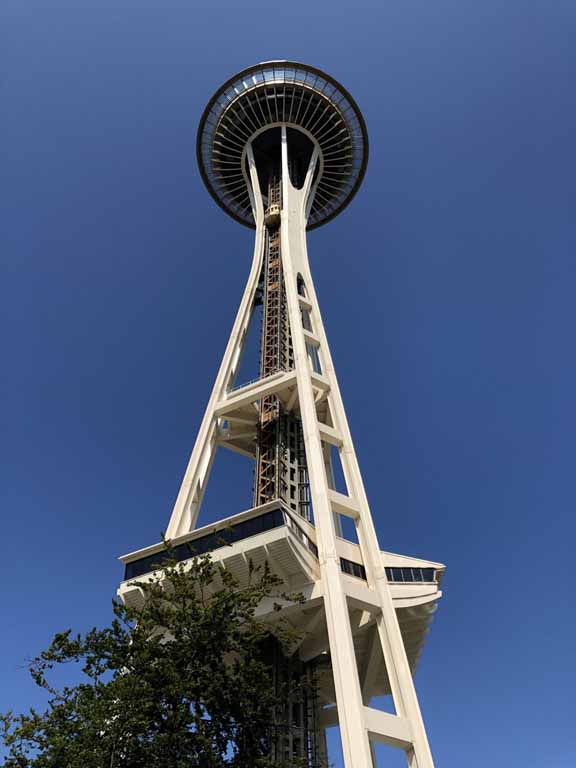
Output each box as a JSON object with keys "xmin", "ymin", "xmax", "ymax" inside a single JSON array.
[{"xmin": 118, "ymin": 61, "xmax": 445, "ymax": 767}]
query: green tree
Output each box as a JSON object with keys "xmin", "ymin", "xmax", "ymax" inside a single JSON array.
[{"xmin": 1, "ymin": 554, "xmax": 308, "ymax": 768}]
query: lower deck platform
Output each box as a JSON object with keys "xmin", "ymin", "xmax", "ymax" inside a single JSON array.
[{"xmin": 118, "ymin": 501, "xmax": 444, "ymax": 704}]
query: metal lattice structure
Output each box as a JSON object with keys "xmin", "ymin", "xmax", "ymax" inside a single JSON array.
[
  {"xmin": 255, "ymin": 177, "xmax": 290, "ymax": 504},
  {"xmin": 254, "ymin": 176, "xmax": 311, "ymax": 519},
  {"xmin": 119, "ymin": 61, "xmax": 445, "ymax": 768},
  {"xmin": 264, "ymin": 637, "xmax": 323, "ymax": 766}
]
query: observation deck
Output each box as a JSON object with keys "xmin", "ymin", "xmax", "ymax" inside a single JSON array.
[
  {"xmin": 118, "ymin": 503, "xmax": 444, "ymax": 701},
  {"xmin": 197, "ymin": 60, "xmax": 368, "ymax": 229}
]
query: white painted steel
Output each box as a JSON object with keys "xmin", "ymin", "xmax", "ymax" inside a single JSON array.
[
  {"xmin": 162, "ymin": 123, "xmax": 438, "ymax": 767},
  {"xmin": 278, "ymin": 126, "xmax": 435, "ymax": 766},
  {"xmin": 165, "ymin": 147, "xmax": 265, "ymax": 539}
]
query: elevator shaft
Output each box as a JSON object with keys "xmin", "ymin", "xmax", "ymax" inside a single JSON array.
[
  {"xmin": 253, "ymin": 171, "xmax": 321, "ymax": 768},
  {"xmin": 253, "ymin": 177, "xmax": 311, "ymax": 521},
  {"xmin": 264, "ymin": 636, "xmax": 324, "ymax": 767}
]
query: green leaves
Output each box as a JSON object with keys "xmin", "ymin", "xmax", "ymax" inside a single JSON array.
[{"xmin": 1, "ymin": 555, "xmax": 308, "ymax": 768}]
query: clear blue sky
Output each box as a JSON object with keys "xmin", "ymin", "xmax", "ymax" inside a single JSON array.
[{"xmin": 2, "ymin": 1, "xmax": 575, "ymax": 766}]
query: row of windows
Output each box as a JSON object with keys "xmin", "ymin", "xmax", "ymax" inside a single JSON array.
[
  {"xmin": 284, "ymin": 512, "xmax": 318, "ymax": 558},
  {"xmin": 125, "ymin": 508, "xmax": 319, "ymax": 582},
  {"xmin": 124, "ymin": 509, "xmax": 437, "ymax": 588},
  {"xmin": 124, "ymin": 508, "xmax": 285, "ymax": 580},
  {"xmin": 385, "ymin": 567, "xmax": 436, "ymax": 583},
  {"xmin": 340, "ymin": 557, "xmax": 367, "ymax": 580},
  {"xmin": 341, "ymin": 560, "xmax": 437, "ymax": 584}
]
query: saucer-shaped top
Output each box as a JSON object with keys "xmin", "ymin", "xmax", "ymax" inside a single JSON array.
[{"xmin": 197, "ymin": 61, "xmax": 368, "ymax": 230}]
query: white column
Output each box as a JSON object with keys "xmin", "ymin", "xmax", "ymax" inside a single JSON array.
[
  {"xmin": 299, "ymin": 236, "xmax": 435, "ymax": 768},
  {"xmin": 279, "ymin": 126, "xmax": 435, "ymax": 768},
  {"xmin": 165, "ymin": 146, "xmax": 265, "ymax": 539},
  {"xmin": 279, "ymin": 127, "xmax": 374, "ymax": 768}
]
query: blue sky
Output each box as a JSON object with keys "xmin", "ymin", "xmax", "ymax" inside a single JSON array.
[{"xmin": 2, "ymin": 1, "xmax": 575, "ymax": 766}]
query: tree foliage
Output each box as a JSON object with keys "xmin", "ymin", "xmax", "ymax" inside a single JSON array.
[{"xmin": 1, "ymin": 554, "xmax": 307, "ymax": 768}]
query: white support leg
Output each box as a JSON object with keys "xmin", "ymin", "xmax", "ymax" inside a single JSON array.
[
  {"xmin": 280, "ymin": 127, "xmax": 374, "ymax": 768},
  {"xmin": 278, "ymin": 126, "xmax": 435, "ymax": 767},
  {"xmin": 166, "ymin": 146, "xmax": 266, "ymax": 539}
]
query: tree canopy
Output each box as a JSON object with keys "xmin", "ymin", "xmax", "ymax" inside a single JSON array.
[{"xmin": 1, "ymin": 554, "xmax": 308, "ymax": 768}]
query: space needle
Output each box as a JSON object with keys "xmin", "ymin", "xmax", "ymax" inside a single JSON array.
[{"xmin": 118, "ymin": 61, "xmax": 445, "ymax": 768}]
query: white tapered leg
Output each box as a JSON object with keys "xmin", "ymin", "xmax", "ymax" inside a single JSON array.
[
  {"xmin": 279, "ymin": 126, "xmax": 435, "ymax": 768},
  {"xmin": 166, "ymin": 148, "xmax": 266, "ymax": 539}
]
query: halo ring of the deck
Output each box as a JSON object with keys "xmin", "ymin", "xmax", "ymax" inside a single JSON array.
[{"xmin": 197, "ymin": 61, "xmax": 369, "ymax": 230}]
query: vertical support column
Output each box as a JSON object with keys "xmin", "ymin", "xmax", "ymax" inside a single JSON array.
[
  {"xmin": 299, "ymin": 230, "xmax": 436, "ymax": 767},
  {"xmin": 165, "ymin": 145, "xmax": 266, "ymax": 539},
  {"xmin": 280, "ymin": 126, "xmax": 436, "ymax": 768},
  {"xmin": 279, "ymin": 127, "xmax": 374, "ymax": 768}
]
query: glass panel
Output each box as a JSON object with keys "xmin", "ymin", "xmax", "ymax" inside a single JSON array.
[
  {"xmin": 301, "ymin": 307, "xmax": 313, "ymax": 331},
  {"xmin": 124, "ymin": 509, "xmax": 287, "ymax": 580},
  {"xmin": 306, "ymin": 343, "xmax": 322, "ymax": 374},
  {"xmin": 340, "ymin": 558, "xmax": 366, "ymax": 580}
]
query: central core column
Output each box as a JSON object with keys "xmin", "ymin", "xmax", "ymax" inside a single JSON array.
[
  {"xmin": 252, "ymin": 136, "xmax": 311, "ymax": 522},
  {"xmin": 248, "ymin": 129, "xmax": 324, "ymax": 767}
]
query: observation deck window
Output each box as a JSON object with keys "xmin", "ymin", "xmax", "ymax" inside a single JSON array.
[
  {"xmin": 123, "ymin": 507, "xmax": 319, "ymax": 581},
  {"xmin": 340, "ymin": 557, "xmax": 367, "ymax": 580},
  {"xmin": 340, "ymin": 561, "xmax": 437, "ymax": 584},
  {"xmin": 124, "ymin": 508, "xmax": 285, "ymax": 581},
  {"xmin": 385, "ymin": 567, "xmax": 436, "ymax": 584}
]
